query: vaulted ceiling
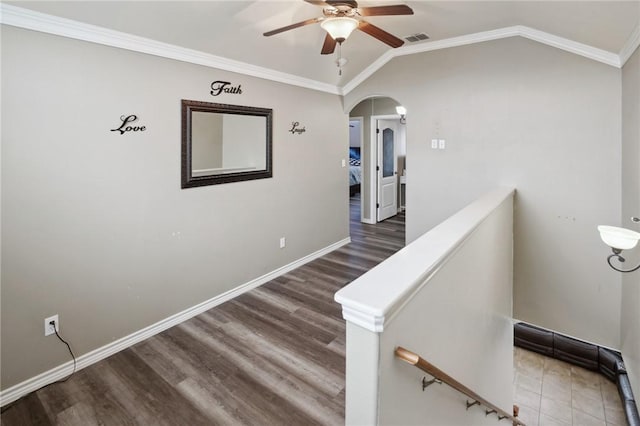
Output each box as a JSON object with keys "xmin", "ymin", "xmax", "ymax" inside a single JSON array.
[{"xmin": 4, "ymin": 1, "xmax": 640, "ymax": 92}]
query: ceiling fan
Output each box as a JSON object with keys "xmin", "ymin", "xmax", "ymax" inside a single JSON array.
[{"xmin": 263, "ymin": 0, "xmax": 414, "ymax": 55}]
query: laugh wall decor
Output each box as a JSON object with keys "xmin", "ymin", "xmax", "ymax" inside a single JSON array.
[
  {"xmin": 111, "ymin": 115, "xmax": 146, "ymax": 135},
  {"xmin": 289, "ymin": 122, "xmax": 306, "ymax": 135}
]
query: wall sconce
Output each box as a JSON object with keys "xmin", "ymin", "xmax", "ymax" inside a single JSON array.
[
  {"xmin": 396, "ymin": 106, "xmax": 407, "ymax": 124},
  {"xmin": 597, "ymin": 219, "xmax": 640, "ymax": 273}
]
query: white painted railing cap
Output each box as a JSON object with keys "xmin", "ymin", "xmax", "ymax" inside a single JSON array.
[{"xmin": 334, "ymin": 187, "xmax": 516, "ymax": 332}]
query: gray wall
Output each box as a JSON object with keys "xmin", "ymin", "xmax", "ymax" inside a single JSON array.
[
  {"xmin": 621, "ymin": 46, "xmax": 640, "ymax": 395},
  {"xmin": 345, "ymin": 37, "xmax": 622, "ymax": 348},
  {"xmin": 1, "ymin": 26, "xmax": 348, "ymax": 389}
]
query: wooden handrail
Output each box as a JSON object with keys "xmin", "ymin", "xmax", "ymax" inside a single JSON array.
[{"xmin": 395, "ymin": 346, "xmax": 526, "ymax": 426}]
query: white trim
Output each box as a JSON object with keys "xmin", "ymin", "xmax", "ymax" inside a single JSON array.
[
  {"xmin": 342, "ymin": 305, "xmax": 385, "ymax": 332},
  {"xmin": 0, "ymin": 4, "xmax": 627, "ymax": 97},
  {"xmin": 370, "ymin": 114, "xmax": 400, "ymax": 224},
  {"xmin": 0, "ymin": 237, "xmax": 351, "ymax": 407},
  {"xmin": 620, "ymin": 25, "xmax": 640, "ymax": 67},
  {"xmin": 349, "ymin": 116, "xmax": 366, "ymax": 223},
  {"xmin": 368, "ymin": 116, "xmax": 378, "ymax": 224},
  {"xmin": 519, "ymin": 26, "xmax": 621, "ymax": 67},
  {"xmin": 342, "ymin": 50, "xmax": 396, "ymax": 96},
  {"xmin": 342, "ymin": 25, "xmax": 622, "ymax": 95},
  {"xmin": 342, "ymin": 27, "xmax": 519, "ymax": 95},
  {"xmin": 0, "ymin": 3, "xmax": 340, "ymax": 95}
]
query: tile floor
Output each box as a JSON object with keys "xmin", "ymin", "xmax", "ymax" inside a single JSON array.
[{"xmin": 513, "ymin": 346, "xmax": 627, "ymax": 426}]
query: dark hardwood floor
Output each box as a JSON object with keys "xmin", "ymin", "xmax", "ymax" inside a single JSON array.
[{"xmin": 1, "ymin": 193, "xmax": 405, "ymax": 426}]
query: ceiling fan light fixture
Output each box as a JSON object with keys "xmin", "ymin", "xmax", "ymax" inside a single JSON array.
[{"xmin": 321, "ymin": 17, "xmax": 359, "ymax": 43}]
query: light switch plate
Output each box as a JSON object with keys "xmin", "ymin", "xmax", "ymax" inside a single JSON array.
[
  {"xmin": 431, "ymin": 139, "xmax": 438, "ymax": 149},
  {"xmin": 438, "ymin": 139, "xmax": 446, "ymax": 149}
]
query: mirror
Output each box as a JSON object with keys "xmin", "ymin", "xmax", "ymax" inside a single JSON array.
[{"xmin": 181, "ymin": 99, "xmax": 273, "ymax": 188}]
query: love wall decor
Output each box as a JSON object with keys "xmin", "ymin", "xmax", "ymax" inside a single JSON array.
[{"xmin": 110, "ymin": 115, "xmax": 146, "ymax": 135}]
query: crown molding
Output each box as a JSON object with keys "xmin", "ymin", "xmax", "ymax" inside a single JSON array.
[
  {"xmin": 342, "ymin": 25, "xmax": 622, "ymax": 95},
  {"xmin": 0, "ymin": 3, "xmax": 341, "ymax": 95},
  {"xmin": 620, "ymin": 25, "xmax": 640, "ymax": 67},
  {"xmin": 0, "ymin": 4, "xmax": 629, "ymax": 97},
  {"xmin": 342, "ymin": 26, "xmax": 522, "ymax": 95},
  {"xmin": 340, "ymin": 50, "xmax": 395, "ymax": 96},
  {"xmin": 519, "ymin": 26, "xmax": 621, "ymax": 67}
]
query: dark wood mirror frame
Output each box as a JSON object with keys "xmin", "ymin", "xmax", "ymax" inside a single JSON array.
[{"xmin": 181, "ymin": 99, "xmax": 273, "ymax": 188}]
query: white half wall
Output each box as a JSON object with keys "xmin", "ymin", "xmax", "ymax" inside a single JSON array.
[
  {"xmin": 378, "ymin": 190, "xmax": 514, "ymax": 425},
  {"xmin": 336, "ymin": 188, "xmax": 515, "ymax": 425}
]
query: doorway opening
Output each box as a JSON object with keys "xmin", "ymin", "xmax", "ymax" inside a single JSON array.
[{"xmin": 348, "ymin": 96, "xmax": 407, "ymax": 229}]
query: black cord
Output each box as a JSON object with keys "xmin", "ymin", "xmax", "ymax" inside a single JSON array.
[
  {"xmin": 0, "ymin": 324, "xmax": 77, "ymax": 414},
  {"xmin": 52, "ymin": 326, "xmax": 77, "ymax": 383}
]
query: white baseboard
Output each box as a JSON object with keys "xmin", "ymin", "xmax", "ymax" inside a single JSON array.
[{"xmin": 0, "ymin": 237, "xmax": 351, "ymax": 407}]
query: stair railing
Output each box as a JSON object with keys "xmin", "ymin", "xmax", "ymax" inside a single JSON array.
[{"xmin": 395, "ymin": 346, "xmax": 526, "ymax": 425}]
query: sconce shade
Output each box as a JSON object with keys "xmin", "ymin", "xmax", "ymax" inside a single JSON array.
[
  {"xmin": 598, "ymin": 225, "xmax": 640, "ymax": 250},
  {"xmin": 396, "ymin": 106, "xmax": 407, "ymax": 115},
  {"xmin": 321, "ymin": 17, "xmax": 359, "ymax": 42}
]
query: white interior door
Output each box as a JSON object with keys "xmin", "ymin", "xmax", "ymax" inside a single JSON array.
[{"xmin": 377, "ymin": 119, "xmax": 398, "ymax": 222}]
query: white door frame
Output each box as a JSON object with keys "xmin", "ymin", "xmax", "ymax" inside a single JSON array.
[
  {"xmin": 349, "ymin": 116, "xmax": 365, "ymax": 223},
  {"xmin": 366, "ymin": 114, "xmax": 401, "ymax": 224},
  {"xmin": 376, "ymin": 119, "xmax": 399, "ymax": 222}
]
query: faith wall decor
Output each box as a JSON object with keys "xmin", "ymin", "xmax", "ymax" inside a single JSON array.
[
  {"xmin": 111, "ymin": 115, "xmax": 146, "ymax": 135},
  {"xmin": 210, "ymin": 81, "xmax": 243, "ymax": 96}
]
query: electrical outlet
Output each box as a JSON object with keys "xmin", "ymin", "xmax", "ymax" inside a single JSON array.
[{"xmin": 44, "ymin": 314, "xmax": 59, "ymax": 336}]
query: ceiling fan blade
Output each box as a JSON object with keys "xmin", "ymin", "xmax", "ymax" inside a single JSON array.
[
  {"xmin": 321, "ymin": 33, "xmax": 337, "ymax": 55},
  {"xmin": 357, "ymin": 5, "xmax": 414, "ymax": 16},
  {"xmin": 263, "ymin": 17, "xmax": 323, "ymax": 37},
  {"xmin": 358, "ymin": 21, "xmax": 405, "ymax": 48},
  {"xmin": 304, "ymin": 0, "xmax": 328, "ymax": 4}
]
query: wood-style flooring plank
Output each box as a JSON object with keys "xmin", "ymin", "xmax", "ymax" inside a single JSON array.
[
  {"xmin": 0, "ymin": 392, "xmax": 52, "ymax": 426},
  {"xmin": 1, "ymin": 194, "xmax": 404, "ymax": 425}
]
